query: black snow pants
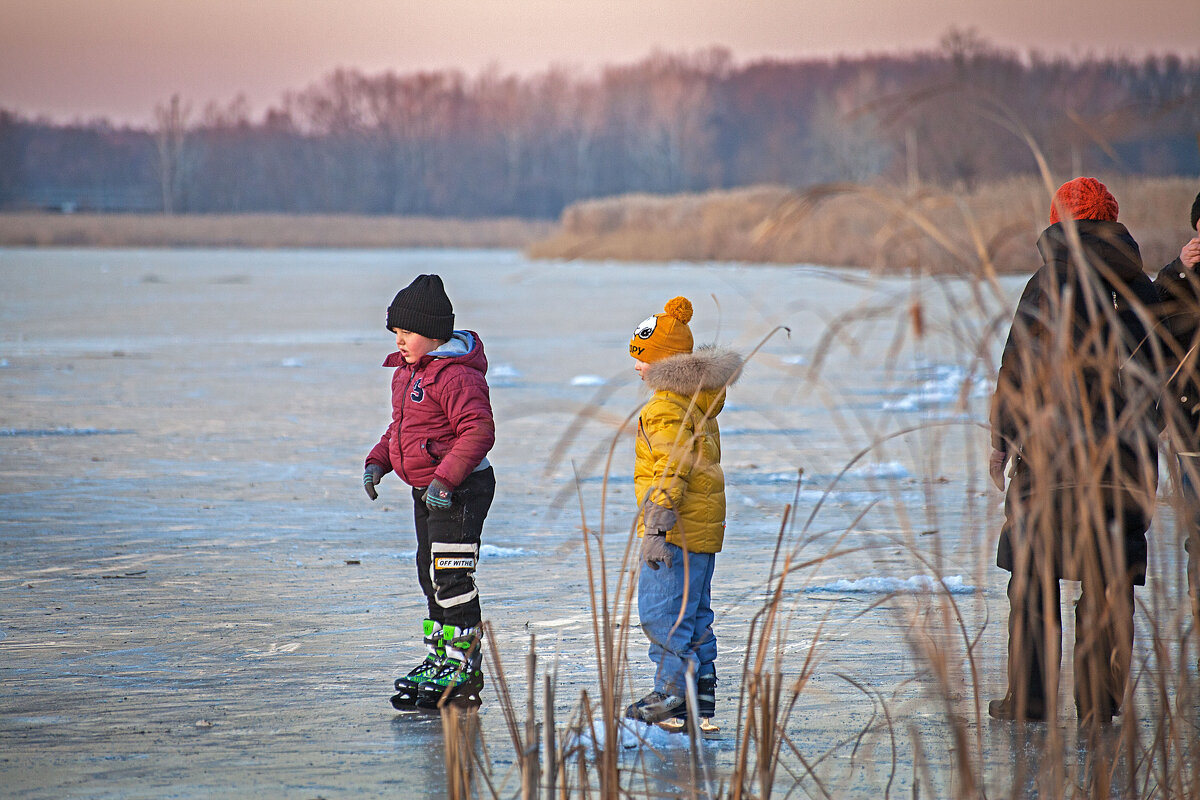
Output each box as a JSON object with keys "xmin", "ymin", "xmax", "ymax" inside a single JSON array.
[{"xmin": 411, "ymin": 467, "xmax": 495, "ymax": 629}]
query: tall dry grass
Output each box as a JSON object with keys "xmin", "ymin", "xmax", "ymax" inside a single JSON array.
[
  {"xmin": 430, "ymin": 272, "xmax": 1200, "ymax": 799},
  {"xmin": 425, "ymin": 169, "xmax": 1200, "ymax": 798},
  {"xmin": 0, "ymin": 212, "xmax": 555, "ymax": 249},
  {"xmin": 528, "ymin": 177, "xmax": 1198, "ymax": 274}
]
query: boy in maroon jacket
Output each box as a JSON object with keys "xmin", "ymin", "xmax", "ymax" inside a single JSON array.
[{"xmin": 362, "ymin": 274, "xmax": 496, "ymax": 709}]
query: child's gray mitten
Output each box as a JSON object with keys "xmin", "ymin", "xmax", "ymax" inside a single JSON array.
[
  {"xmin": 363, "ymin": 463, "xmax": 386, "ymax": 500},
  {"xmin": 641, "ymin": 533, "xmax": 673, "ymax": 570},
  {"xmin": 642, "ymin": 500, "xmax": 677, "ymax": 533}
]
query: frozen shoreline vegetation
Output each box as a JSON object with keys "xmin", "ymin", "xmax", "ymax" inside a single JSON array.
[
  {"xmin": 528, "ymin": 177, "xmax": 1197, "ymax": 274},
  {"xmin": 3, "ymin": 177, "xmax": 1193, "ymax": 277},
  {"xmin": 0, "ymin": 213, "xmax": 555, "ymax": 249},
  {"xmin": 2, "ymin": 248, "xmax": 1198, "ymax": 798}
]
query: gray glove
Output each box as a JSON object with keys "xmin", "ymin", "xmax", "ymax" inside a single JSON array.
[
  {"xmin": 423, "ymin": 477, "xmax": 454, "ymax": 511},
  {"xmin": 641, "ymin": 532, "xmax": 673, "ymax": 571},
  {"xmin": 363, "ymin": 463, "xmax": 386, "ymax": 501},
  {"xmin": 642, "ymin": 500, "xmax": 677, "ymax": 534}
]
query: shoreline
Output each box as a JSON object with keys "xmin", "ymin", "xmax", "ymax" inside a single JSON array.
[
  {"xmin": 0, "ymin": 212, "xmax": 555, "ymax": 250},
  {"xmin": 5, "ymin": 174, "xmax": 1196, "ymax": 276}
]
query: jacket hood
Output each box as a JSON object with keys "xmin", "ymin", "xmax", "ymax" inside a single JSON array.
[
  {"xmin": 382, "ymin": 330, "xmax": 488, "ymax": 377},
  {"xmin": 643, "ymin": 346, "xmax": 742, "ymax": 396},
  {"xmin": 1038, "ymin": 220, "xmax": 1144, "ymax": 283}
]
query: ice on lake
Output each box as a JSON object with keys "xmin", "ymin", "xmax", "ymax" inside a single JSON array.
[{"xmin": 0, "ymin": 247, "xmax": 1189, "ymax": 798}]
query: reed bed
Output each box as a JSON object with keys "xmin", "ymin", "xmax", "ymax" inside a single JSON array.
[
  {"xmin": 431, "ymin": 171, "xmax": 1200, "ymax": 798},
  {"xmin": 0, "ymin": 212, "xmax": 555, "ymax": 249},
  {"xmin": 528, "ymin": 177, "xmax": 1198, "ymax": 275}
]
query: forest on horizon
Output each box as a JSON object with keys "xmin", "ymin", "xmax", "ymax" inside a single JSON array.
[{"xmin": 2, "ymin": 32, "xmax": 1198, "ymax": 219}]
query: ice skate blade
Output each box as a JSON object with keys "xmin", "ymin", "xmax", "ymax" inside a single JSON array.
[
  {"xmin": 390, "ymin": 692, "xmax": 421, "ymax": 711},
  {"xmin": 655, "ymin": 717, "xmax": 721, "ymax": 739},
  {"xmin": 656, "ymin": 718, "xmax": 686, "ymax": 734},
  {"xmin": 391, "ymin": 690, "xmax": 440, "ymax": 715},
  {"xmin": 392, "ymin": 706, "xmax": 438, "ymax": 716},
  {"xmin": 415, "ymin": 691, "xmax": 483, "ymax": 710}
]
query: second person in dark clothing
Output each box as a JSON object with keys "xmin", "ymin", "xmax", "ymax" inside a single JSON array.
[
  {"xmin": 1154, "ymin": 189, "xmax": 1200, "ymax": 657},
  {"xmin": 988, "ymin": 177, "xmax": 1163, "ymax": 727}
]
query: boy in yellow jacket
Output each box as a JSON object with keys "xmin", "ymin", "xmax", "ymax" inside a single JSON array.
[{"xmin": 625, "ymin": 297, "xmax": 742, "ymax": 731}]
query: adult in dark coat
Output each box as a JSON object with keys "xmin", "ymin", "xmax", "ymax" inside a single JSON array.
[
  {"xmin": 1153, "ymin": 190, "xmax": 1200, "ymax": 650},
  {"xmin": 988, "ymin": 177, "xmax": 1163, "ymax": 727}
]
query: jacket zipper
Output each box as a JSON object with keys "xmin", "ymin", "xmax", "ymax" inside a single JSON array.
[{"xmin": 395, "ymin": 364, "xmax": 414, "ymax": 484}]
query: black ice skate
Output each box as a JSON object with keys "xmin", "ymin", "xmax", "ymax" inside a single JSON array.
[
  {"xmin": 625, "ymin": 690, "xmax": 687, "ymax": 724},
  {"xmin": 415, "ymin": 625, "xmax": 483, "ymax": 708},
  {"xmin": 390, "ymin": 619, "xmax": 444, "ymax": 710}
]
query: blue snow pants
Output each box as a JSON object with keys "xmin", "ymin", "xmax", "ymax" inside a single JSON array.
[{"xmin": 637, "ymin": 541, "xmax": 717, "ymax": 696}]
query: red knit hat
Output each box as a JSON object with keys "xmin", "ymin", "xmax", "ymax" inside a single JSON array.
[{"xmin": 1049, "ymin": 177, "xmax": 1119, "ymax": 225}]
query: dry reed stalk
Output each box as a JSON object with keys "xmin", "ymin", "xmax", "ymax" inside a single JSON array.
[
  {"xmin": 525, "ymin": 636, "xmax": 541, "ymax": 799},
  {"xmin": 440, "ymin": 703, "xmax": 481, "ymax": 800}
]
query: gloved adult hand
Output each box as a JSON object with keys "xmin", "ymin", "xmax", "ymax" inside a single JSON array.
[
  {"xmin": 641, "ymin": 532, "xmax": 673, "ymax": 571},
  {"xmin": 363, "ymin": 463, "xmax": 386, "ymax": 501},
  {"xmin": 642, "ymin": 500, "xmax": 677, "ymax": 534},
  {"xmin": 423, "ymin": 477, "xmax": 454, "ymax": 511},
  {"xmin": 989, "ymin": 449, "xmax": 1007, "ymax": 492}
]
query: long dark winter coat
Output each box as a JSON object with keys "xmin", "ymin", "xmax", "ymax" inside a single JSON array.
[
  {"xmin": 1155, "ymin": 256, "xmax": 1200, "ymax": 442},
  {"xmin": 635, "ymin": 347, "xmax": 742, "ymax": 553},
  {"xmin": 991, "ymin": 221, "xmax": 1162, "ymax": 584}
]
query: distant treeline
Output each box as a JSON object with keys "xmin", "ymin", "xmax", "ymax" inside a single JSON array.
[{"xmin": 2, "ymin": 33, "xmax": 1198, "ymax": 218}]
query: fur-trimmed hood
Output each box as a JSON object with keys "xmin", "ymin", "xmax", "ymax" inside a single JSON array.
[{"xmin": 643, "ymin": 346, "xmax": 742, "ymax": 396}]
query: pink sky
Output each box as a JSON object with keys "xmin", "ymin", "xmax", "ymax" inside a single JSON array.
[{"xmin": 3, "ymin": 0, "xmax": 1197, "ymax": 126}]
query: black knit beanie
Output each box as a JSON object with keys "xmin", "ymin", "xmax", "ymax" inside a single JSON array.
[
  {"xmin": 386, "ymin": 274, "xmax": 454, "ymax": 341},
  {"xmin": 1190, "ymin": 190, "xmax": 1200, "ymax": 232}
]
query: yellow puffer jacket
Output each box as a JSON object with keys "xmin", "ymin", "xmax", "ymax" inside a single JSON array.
[{"xmin": 635, "ymin": 347, "xmax": 742, "ymax": 554}]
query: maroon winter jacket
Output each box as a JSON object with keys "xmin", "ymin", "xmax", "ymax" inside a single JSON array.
[{"xmin": 365, "ymin": 331, "xmax": 495, "ymax": 490}]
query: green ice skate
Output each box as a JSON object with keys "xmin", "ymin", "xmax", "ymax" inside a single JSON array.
[
  {"xmin": 391, "ymin": 619, "xmax": 444, "ymax": 710},
  {"xmin": 415, "ymin": 625, "xmax": 483, "ymax": 708}
]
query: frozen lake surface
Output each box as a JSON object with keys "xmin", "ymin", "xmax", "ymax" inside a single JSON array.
[{"xmin": 1, "ymin": 248, "xmax": 1193, "ymax": 797}]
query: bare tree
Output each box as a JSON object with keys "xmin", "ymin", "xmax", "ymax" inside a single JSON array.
[{"xmin": 154, "ymin": 94, "xmax": 191, "ymax": 214}]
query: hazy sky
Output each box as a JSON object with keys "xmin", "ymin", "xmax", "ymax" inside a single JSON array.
[{"xmin": 3, "ymin": 0, "xmax": 1197, "ymax": 126}]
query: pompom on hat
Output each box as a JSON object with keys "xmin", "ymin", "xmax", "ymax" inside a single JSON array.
[
  {"xmin": 629, "ymin": 296, "xmax": 694, "ymax": 363},
  {"xmin": 1049, "ymin": 177, "xmax": 1119, "ymax": 225}
]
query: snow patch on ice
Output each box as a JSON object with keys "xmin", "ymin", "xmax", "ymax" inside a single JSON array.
[
  {"xmin": 527, "ymin": 617, "xmax": 581, "ymax": 628},
  {"xmin": 883, "ymin": 364, "xmax": 991, "ymax": 412},
  {"xmin": 491, "ymin": 363, "xmax": 521, "ymax": 379},
  {"xmin": 571, "ymin": 374, "xmax": 607, "ymax": 386},
  {"xmin": 280, "ymin": 358, "xmax": 304, "ymax": 368},
  {"xmin": 489, "ymin": 363, "xmax": 522, "ymax": 387},
  {"xmin": 844, "ymin": 461, "xmax": 909, "ymax": 479},
  {"xmin": 480, "ymin": 544, "xmax": 529, "ymax": 558},
  {"xmin": 392, "ymin": 544, "xmax": 530, "ymax": 560},
  {"xmin": 807, "ymin": 574, "xmax": 976, "ymax": 595},
  {"xmin": 567, "ymin": 718, "xmax": 697, "ymax": 752}
]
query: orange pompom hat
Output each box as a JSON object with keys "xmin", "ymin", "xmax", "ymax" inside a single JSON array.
[
  {"xmin": 1049, "ymin": 177, "xmax": 1119, "ymax": 225},
  {"xmin": 629, "ymin": 296, "xmax": 694, "ymax": 363}
]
